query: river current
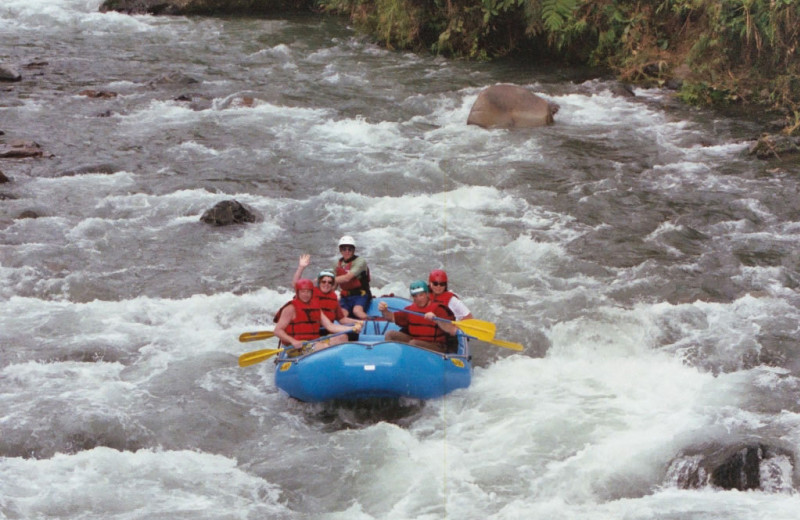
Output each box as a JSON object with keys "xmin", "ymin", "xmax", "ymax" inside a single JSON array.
[{"xmin": 2, "ymin": 1, "xmax": 800, "ymax": 519}]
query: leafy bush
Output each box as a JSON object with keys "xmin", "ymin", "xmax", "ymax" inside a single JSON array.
[{"xmin": 316, "ymin": 0, "xmax": 799, "ymax": 130}]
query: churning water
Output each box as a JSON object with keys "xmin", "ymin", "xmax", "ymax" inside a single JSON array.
[{"xmin": 2, "ymin": 1, "xmax": 800, "ymax": 518}]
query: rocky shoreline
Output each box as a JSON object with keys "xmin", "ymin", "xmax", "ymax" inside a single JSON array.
[
  {"xmin": 96, "ymin": 0, "xmax": 799, "ymax": 161},
  {"xmin": 98, "ymin": 0, "xmax": 312, "ymax": 15}
]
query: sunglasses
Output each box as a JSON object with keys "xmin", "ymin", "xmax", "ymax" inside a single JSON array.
[
  {"xmin": 319, "ymin": 279, "xmax": 334, "ymax": 285},
  {"xmin": 339, "ymin": 245, "xmax": 355, "ymax": 251},
  {"xmin": 430, "ymin": 281, "xmax": 446, "ymax": 286}
]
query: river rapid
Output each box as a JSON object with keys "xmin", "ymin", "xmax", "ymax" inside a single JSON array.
[{"xmin": 2, "ymin": 1, "xmax": 800, "ymax": 519}]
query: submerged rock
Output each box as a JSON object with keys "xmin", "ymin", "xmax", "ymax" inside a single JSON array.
[
  {"xmin": 749, "ymin": 134, "xmax": 800, "ymax": 160},
  {"xmin": 17, "ymin": 210, "xmax": 40, "ymax": 219},
  {"xmin": 56, "ymin": 163, "xmax": 119, "ymax": 177},
  {"xmin": 0, "ymin": 140, "xmax": 47, "ymax": 158},
  {"xmin": 79, "ymin": 89, "xmax": 118, "ymax": 99},
  {"xmin": 0, "ymin": 63, "xmax": 22, "ymax": 82},
  {"xmin": 147, "ymin": 71, "xmax": 200, "ymax": 88},
  {"xmin": 665, "ymin": 441, "xmax": 796, "ymax": 493},
  {"xmin": 200, "ymin": 199, "xmax": 259, "ymax": 226}
]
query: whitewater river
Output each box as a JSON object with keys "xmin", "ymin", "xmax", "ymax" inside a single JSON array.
[{"xmin": 2, "ymin": 1, "xmax": 800, "ymax": 518}]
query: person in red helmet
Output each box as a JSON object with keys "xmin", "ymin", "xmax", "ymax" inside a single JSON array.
[
  {"xmin": 273, "ymin": 278, "xmax": 360, "ymax": 351},
  {"xmin": 428, "ymin": 269, "xmax": 473, "ymax": 321}
]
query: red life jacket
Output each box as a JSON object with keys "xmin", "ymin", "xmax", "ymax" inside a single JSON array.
[
  {"xmin": 315, "ymin": 288, "xmax": 344, "ymax": 322},
  {"xmin": 273, "ymin": 297, "xmax": 321, "ymax": 341},
  {"xmin": 336, "ymin": 255, "xmax": 371, "ymax": 295},
  {"xmin": 395, "ymin": 302, "xmax": 455, "ymax": 346},
  {"xmin": 432, "ymin": 290, "xmax": 459, "ymax": 306}
]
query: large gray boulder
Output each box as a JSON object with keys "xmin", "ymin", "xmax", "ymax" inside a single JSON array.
[{"xmin": 467, "ymin": 84, "xmax": 559, "ymax": 129}]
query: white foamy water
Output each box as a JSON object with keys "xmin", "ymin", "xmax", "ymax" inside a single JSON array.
[{"xmin": 2, "ymin": 2, "xmax": 800, "ymax": 519}]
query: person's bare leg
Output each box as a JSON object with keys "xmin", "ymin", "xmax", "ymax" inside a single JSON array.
[
  {"xmin": 409, "ymin": 339, "xmax": 446, "ymax": 353},
  {"xmin": 353, "ymin": 305, "xmax": 368, "ymax": 319},
  {"xmin": 385, "ymin": 330, "xmax": 413, "ymax": 342},
  {"xmin": 312, "ymin": 333, "xmax": 349, "ymax": 352}
]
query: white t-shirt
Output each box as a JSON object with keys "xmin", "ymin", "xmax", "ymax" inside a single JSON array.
[{"xmin": 448, "ymin": 297, "xmax": 471, "ymax": 321}]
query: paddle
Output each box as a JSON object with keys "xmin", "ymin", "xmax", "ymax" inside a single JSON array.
[
  {"xmin": 237, "ymin": 329, "xmax": 354, "ymax": 368},
  {"xmin": 465, "ymin": 334, "xmax": 524, "ymax": 351},
  {"xmin": 238, "ymin": 347, "xmax": 287, "ymax": 367},
  {"xmin": 390, "ymin": 308, "xmax": 496, "ymax": 341},
  {"xmin": 238, "ymin": 330, "xmax": 275, "ymax": 342}
]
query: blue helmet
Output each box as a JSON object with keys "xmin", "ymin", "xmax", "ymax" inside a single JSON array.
[{"xmin": 409, "ymin": 280, "xmax": 429, "ymax": 295}]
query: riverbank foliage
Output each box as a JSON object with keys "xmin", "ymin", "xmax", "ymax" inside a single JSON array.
[{"xmin": 317, "ymin": 0, "xmax": 800, "ymax": 133}]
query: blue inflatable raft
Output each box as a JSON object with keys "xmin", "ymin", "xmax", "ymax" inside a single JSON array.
[{"xmin": 273, "ymin": 296, "xmax": 472, "ymax": 402}]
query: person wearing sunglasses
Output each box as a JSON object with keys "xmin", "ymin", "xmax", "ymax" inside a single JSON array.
[
  {"xmin": 292, "ymin": 254, "xmax": 361, "ymax": 335},
  {"xmin": 428, "ymin": 269, "xmax": 473, "ymax": 321},
  {"xmin": 333, "ymin": 235, "xmax": 371, "ymax": 320}
]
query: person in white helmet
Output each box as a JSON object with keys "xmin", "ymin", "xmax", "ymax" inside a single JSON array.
[{"xmin": 333, "ymin": 235, "xmax": 371, "ymax": 319}]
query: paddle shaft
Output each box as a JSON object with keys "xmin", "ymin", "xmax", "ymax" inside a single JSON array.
[
  {"xmin": 238, "ymin": 329, "xmax": 354, "ymax": 368},
  {"xmin": 238, "ymin": 330, "xmax": 275, "ymax": 342}
]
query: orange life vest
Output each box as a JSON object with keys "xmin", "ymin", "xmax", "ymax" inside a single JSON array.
[
  {"xmin": 394, "ymin": 302, "xmax": 455, "ymax": 346},
  {"xmin": 273, "ymin": 297, "xmax": 321, "ymax": 341},
  {"xmin": 315, "ymin": 288, "xmax": 344, "ymax": 322},
  {"xmin": 432, "ymin": 290, "xmax": 459, "ymax": 306}
]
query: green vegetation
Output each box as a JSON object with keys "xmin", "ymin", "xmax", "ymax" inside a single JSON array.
[{"xmin": 317, "ymin": 0, "xmax": 800, "ymax": 133}]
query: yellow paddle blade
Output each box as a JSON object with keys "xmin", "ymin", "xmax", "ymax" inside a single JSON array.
[
  {"xmin": 238, "ymin": 330, "xmax": 275, "ymax": 343},
  {"xmin": 238, "ymin": 347, "xmax": 285, "ymax": 367},
  {"xmin": 454, "ymin": 319, "xmax": 496, "ymax": 341},
  {"xmin": 487, "ymin": 337, "xmax": 524, "ymax": 351}
]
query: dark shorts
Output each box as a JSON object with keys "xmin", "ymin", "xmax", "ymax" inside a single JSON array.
[
  {"xmin": 320, "ymin": 327, "xmax": 358, "ymax": 342},
  {"xmin": 340, "ymin": 293, "xmax": 370, "ymax": 314}
]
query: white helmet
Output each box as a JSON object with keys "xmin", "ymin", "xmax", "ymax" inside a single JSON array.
[{"xmin": 338, "ymin": 235, "xmax": 356, "ymax": 248}]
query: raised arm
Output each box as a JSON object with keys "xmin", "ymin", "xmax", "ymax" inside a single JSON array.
[{"xmin": 292, "ymin": 254, "xmax": 311, "ymax": 286}]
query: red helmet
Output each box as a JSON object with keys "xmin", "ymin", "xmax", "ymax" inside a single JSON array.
[
  {"xmin": 295, "ymin": 279, "xmax": 315, "ymax": 292},
  {"xmin": 428, "ymin": 269, "xmax": 448, "ymax": 284}
]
